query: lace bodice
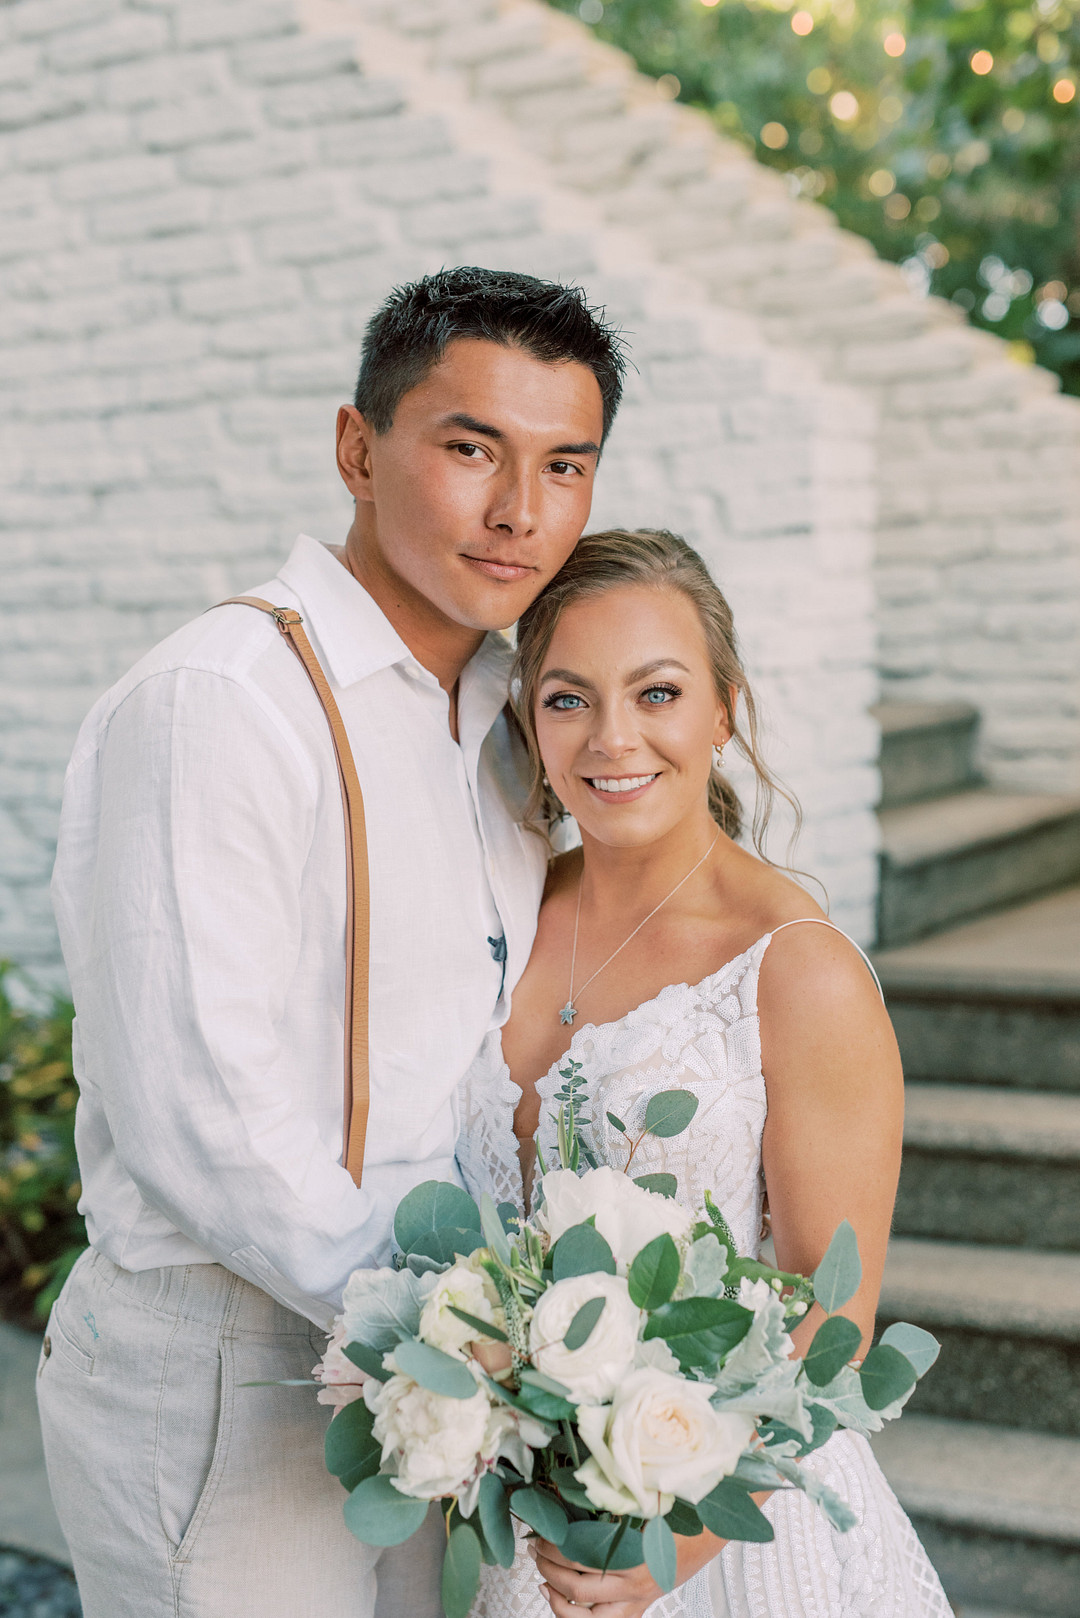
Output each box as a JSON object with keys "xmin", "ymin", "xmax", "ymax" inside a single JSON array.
[
  {"xmin": 458, "ymin": 934, "xmax": 771, "ymax": 1250},
  {"xmin": 457, "ymin": 924, "xmax": 952, "ymax": 1618}
]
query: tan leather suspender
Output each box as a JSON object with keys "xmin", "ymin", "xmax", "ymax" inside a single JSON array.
[{"xmin": 215, "ymin": 596, "xmax": 370, "ymax": 1188}]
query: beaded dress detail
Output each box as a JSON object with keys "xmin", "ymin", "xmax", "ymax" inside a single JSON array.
[{"xmin": 457, "ymin": 928, "xmax": 953, "ymax": 1618}]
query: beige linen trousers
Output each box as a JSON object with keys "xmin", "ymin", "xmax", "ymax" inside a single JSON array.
[{"xmin": 36, "ymin": 1249, "xmax": 444, "ymax": 1617}]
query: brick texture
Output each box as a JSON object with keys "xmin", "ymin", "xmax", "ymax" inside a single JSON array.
[{"xmin": 1, "ymin": 0, "xmax": 960, "ymax": 971}]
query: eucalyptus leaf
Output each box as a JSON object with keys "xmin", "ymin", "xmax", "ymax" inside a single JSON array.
[
  {"xmin": 343, "ymin": 1474, "xmax": 429, "ymax": 1547},
  {"xmin": 551, "ymin": 1222, "xmax": 616, "ymax": 1281},
  {"xmin": 812, "ymin": 1220, "xmax": 862, "ymax": 1314},
  {"xmin": 880, "ymin": 1321, "xmax": 940, "ymax": 1377},
  {"xmin": 607, "ymin": 1110, "xmax": 628, "ymax": 1133},
  {"xmin": 643, "ymin": 1296, "xmax": 753, "ymax": 1368},
  {"xmin": 393, "ymin": 1181, "xmax": 481, "ymax": 1256},
  {"xmin": 633, "ymin": 1172, "xmax": 678, "ymax": 1198},
  {"xmin": 447, "ymin": 1305, "xmax": 509, "ymax": 1344},
  {"xmin": 697, "ymin": 1479, "xmax": 775, "ymax": 1543},
  {"xmin": 803, "ymin": 1314, "xmax": 863, "ymax": 1386},
  {"xmin": 497, "ymin": 1201, "xmax": 520, "ymax": 1234},
  {"xmin": 408, "ymin": 1227, "xmax": 486, "ymax": 1265},
  {"xmin": 519, "ymin": 1370, "xmax": 573, "ymax": 1399},
  {"xmin": 442, "ymin": 1522, "xmax": 482, "ymax": 1618},
  {"xmin": 563, "ymin": 1294, "xmax": 607, "ymax": 1351},
  {"xmin": 666, "ymin": 1499, "xmax": 704, "ymax": 1536},
  {"xmin": 510, "ymin": 1487, "xmax": 568, "ymax": 1545},
  {"xmin": 478, "ymin": 1473, "xmax": 516, "ymax": 1569},
  {"xmin": 561, "ymin": 1520, "xmax": 644, "ymax": 1571},
  {"xmin": 643, "ymin": 1089, "xmax": 700, "ymax": 1139},
  {"xmin": 480, "ymin": 1192, "xmax": 513, "ymax": 1268},
  {"xmin": 643, "ymin": 1515, "xmax": 678, "ymax": 1593},
  {"xmin": 325, "ymin": 1397, "xmax": 380, "ymax": 1489},
  {"xmin": 343, "ymin": 1341, "xmax": 390, "ymax": 1381},
  {"xmin": 392, "ymin": 1338, "xmax": 479, "ymax": 1400},
  {"xmin": 628, "ymin": 1233, "xmax": 681, "ymax": 1311},
  {"xmin": 858, "ymin": 1343, "xmax": 917, "ymax": 1411}
]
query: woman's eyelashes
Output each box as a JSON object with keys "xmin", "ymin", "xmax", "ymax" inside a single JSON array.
[{"xmin": 540, "ymin": 682, "xmax": 683, "ymax": 713}]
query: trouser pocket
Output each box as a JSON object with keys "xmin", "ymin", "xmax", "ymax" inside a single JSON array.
[{"xmin": 155, "ymin": 1297, "xmax": 235, "ymax": 1557}]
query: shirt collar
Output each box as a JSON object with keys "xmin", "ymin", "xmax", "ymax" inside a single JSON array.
[
  {"xmin": 277, "ymin": 535, "xmax": 514, "ymax": 741},
  {"xmin": 277, "ymin": 534, "xmax": 413, "ymax": 688}
]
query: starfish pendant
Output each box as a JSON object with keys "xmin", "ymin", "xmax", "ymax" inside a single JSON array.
[{"xmin": 559, "ymin": 1001, "xmax": 578, "ymax": 1026}]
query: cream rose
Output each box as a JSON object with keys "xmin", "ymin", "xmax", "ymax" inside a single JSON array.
[
  {"xmin": 575, "ymin": 1368, "xmax": 755, "ymax": 1518},
  {"xmin": 529, "ymin": 1272, "xmax": 642, "ymax": 1403},
  {"xmin": 314, "ymin": 1318, "xmax": 368, "ymax": 1414},
  {"xmin": 536, "ymin": 1166, "xmax": 692, "ymax": 1271},
  {"xmin": 418, "ymin": 1256, "xmax": 505, "ymax": 1358},
  {"xmin": 368, "ymin": 1362, "xmax": 510, "ymax": 1500}
]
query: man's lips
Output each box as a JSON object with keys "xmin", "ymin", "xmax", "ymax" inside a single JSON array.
[{"xmin": 461, "ymin": 553, "xmax": 536, "ymax": 582}]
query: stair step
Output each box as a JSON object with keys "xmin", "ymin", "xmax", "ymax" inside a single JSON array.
[
  {"xmin": 895, "ymin": 1086, "xmax": 1080, "ymax": 1249},
  {"xmin": 877, "ymin": 790, "xmax": 1080, "ymax": 946},
  {"xmin": 871, "ymin": 1415, "xmax": 1080, "ymax": 1614},
  {"xmin": 875, "ymin": 888, "xmax": 1080, "ymax": 1089},
  {"xmin": 875, "ymin": 699, "xmax": 981, "ymax": 809},
  {"xmin": 879, "ymin": 1240, "xmax": 1080, "ymax": 1436}
]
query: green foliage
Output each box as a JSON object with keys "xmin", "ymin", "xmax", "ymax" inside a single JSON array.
[
  {"xmin": 391, "ymin": 1337, "xmax": 480, "ymax": 1400},
  {"xmin": 442, "ymin": 1521, "xmax": 483, "ymax": 1618},
  {"xmin": 627, "ymin": 1232, "xmax": 681, "ymax": 1309},
  {"xmin": 643, "ymin": 1514, "xmax": 679, "ymax": 1591},
  {"xmin": 343, "ymin": 1473, "xmax": 430, "ymax": 1546},
  {"xmin": 550, "ymin": 0, "xmax": 1080, "ymax": 393},
  {"xmin": 324, "ymin": 1398, "xmax": 382, "ymax": 1492},
  {"xmin": 697, "ymin": 1478, "xmax": 776, "ymax": 1541},
  {"xmin": 563, "ymin": 1293, "xmax": 608, "ymax": 1348},
  {"xmin": 803, "ymin": 1312, "xmax": 863, "ymax": 1384},
  {"xmin": 551, "ymin": 1221, "xmax": 617, "ymax": 1279},
  {"xmin": 0, "ymin": 963, "xmax": 85, "ymax": 1322},
  {"xmin": 812, "ymin": 1218, "xmax": 862, "ymax": 1313}
]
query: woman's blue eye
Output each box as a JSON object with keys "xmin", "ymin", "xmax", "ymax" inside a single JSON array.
[
  {"xmin": 643, "ymin": 685, "xmax": 679, "ymax": 704},
  {"xmin": 547, "ymin": 693, "xmax": 585, "ymax": 710}
]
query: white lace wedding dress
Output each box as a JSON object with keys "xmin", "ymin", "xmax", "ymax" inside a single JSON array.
[{"xmin": 457, "ymin": 923, "xmax": 953, "ymax": 1618}]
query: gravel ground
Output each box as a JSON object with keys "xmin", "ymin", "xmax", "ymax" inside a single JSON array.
[{"xmin": 0, "ymin": 1547, "xmax": 81, "ymax": 1617}]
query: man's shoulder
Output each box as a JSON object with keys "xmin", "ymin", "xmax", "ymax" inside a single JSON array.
[{"xmin": 75, "ymin": 574, "xmax": 300, "ymax": 750}]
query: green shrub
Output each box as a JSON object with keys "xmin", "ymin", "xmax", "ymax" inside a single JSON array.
[{"xmin": 0, "ymin": 963, "xmax": 86, "ymax": 1323}]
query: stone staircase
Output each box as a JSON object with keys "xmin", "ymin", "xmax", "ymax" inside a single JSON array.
[{"xmin": 868, "ymin": 702, "xmax": 1080, "ymax": 1617}]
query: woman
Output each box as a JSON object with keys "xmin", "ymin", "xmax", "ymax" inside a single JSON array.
[{"xmin": 458, "ymin": 529, "xmax": 952, "ymax": 1618}]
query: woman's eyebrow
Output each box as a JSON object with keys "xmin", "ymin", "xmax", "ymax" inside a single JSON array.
[{"xmin": 539, "ymin": 659, "xmax": 691, "ymax": 687}]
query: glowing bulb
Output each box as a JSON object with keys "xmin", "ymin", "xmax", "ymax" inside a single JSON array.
[{"xmin": 970, "ymin": 50, "xmax": 994, "ymax": 75}]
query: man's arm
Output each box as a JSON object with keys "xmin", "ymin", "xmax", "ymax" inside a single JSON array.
[{"xmin": 58, "ymin": 666, "xmax": 392, "ymax": 1326}]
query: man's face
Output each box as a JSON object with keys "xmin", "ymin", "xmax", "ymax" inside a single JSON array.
[{"xmin": 337, "ymin": 338, "xmax": 606, "ymax": 632}]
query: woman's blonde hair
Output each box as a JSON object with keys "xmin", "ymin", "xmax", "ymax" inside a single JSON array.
[{"xmin": 511, "ymin": 528, "xmax": 801, "ymax": 861}]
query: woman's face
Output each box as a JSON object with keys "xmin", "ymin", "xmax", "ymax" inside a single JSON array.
[{"xmin": 534, "ymin": 583, "xmax": 730, "ymax": 849}]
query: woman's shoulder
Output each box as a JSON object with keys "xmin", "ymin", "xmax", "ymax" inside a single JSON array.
[{"xmin": 541, "ymin": 846, "xmax": 583, "ymax": 904}]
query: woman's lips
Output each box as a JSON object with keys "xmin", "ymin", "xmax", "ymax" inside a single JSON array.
[{"xmin": 581, "ymin": 772, "xmax": 660, "ymax": 803}]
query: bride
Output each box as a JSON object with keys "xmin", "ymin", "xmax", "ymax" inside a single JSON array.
[{"xmin": 457, "ymin": 529, "xmax": 952, "ymax": 1618}]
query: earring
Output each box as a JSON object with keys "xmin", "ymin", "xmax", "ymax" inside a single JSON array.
[{"xmin": 712, "ymin": 743, "xmax": 725, "ymax": 769}]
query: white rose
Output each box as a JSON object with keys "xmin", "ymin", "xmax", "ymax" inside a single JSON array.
[
  {"xmin": 367, "ymin": 1362, "xmax": 512, "ymax": 1500},
  {"xmin": 575, "ymin": 1368, "xmax": 755, "ymax": 1518},
  {"xmin": 537, "ymin": 1166, "xmax": 692, "ymax": 1271},
  {"xmin": 529, "ymin": 1272, "xmax": 642, "ymax": 1403},
  {"xmin": 418, "ymin": 1257, "xmax": 504, "ymax": 1358}
]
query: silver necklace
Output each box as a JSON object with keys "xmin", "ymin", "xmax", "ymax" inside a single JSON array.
[{"xmin": 559, "ymin": 828, "xmax": 721, "ymax": 1026}]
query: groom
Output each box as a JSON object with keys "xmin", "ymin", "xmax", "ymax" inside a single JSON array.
[{"xmin": 40, "ymin": 267, "xmax": 624, "ymax": 1618}]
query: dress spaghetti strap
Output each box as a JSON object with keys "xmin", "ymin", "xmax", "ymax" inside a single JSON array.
[{"xmin": 768, "ymin": 918, "xmax": 885, "ymax": 1003}]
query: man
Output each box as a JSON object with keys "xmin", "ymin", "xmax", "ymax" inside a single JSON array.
[{"xmin": 40, "ymin": 266, "xmax": 625, "ymax": 1618}]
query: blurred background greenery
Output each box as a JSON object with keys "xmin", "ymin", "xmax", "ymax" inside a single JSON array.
[
  {"xmin": 551, "ymin": 0, "xmax": 1080, "ymax": 394},
  {"xmin": 0, "ymin": 966, "xmax": 83, "ymax": 1325}
]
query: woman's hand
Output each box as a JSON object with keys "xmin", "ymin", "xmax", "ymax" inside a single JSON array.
[{"xmin": 530, "ymin": 1528, "xmax": 724, "ymax": 1617}]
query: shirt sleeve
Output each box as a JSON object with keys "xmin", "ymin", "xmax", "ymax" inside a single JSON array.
[{"xmin": 60, "ymin": 666, "xmax": 392, "ymax": 1327}]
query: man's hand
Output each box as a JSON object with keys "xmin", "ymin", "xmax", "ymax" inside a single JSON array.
[{"xmin": 531, "ymin": 1528, "xmax": 724, "ymax": 1617}]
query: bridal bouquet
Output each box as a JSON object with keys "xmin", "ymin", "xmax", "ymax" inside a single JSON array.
[{"xmin": 315, "ymin": 1065, "xmax": 939, "ymax": 1618}]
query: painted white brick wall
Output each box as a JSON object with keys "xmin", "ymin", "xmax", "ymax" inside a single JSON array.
[
  {"xmin": 1, "ymin": 0, "xmax": 880, "ymax": 973},
  {"xmin": 353, "ymin": 0, "xmax": 1080, "ymax": 797}
]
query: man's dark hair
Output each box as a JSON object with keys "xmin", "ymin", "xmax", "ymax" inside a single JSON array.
[{"xmin": 354, "ymin": 266, "xmax": 627, "ymax": 443}]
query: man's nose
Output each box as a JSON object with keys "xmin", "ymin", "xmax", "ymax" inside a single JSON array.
[{"xmin": 487, "ymin": 467, "xmax": 538, "ymax": 538}]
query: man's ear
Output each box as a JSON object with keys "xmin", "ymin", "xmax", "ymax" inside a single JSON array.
[{"xmin": 337, "ymin": 405, "xmax": 376, "ymax": 504}]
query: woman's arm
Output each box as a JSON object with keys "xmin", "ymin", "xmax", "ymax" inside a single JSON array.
[{"xmin": 758, "ymin": 922, "xmax": 904, "ymax": 1356}]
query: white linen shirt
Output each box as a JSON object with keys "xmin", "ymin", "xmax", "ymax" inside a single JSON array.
[{"xmin": 52, "ymin": 535, "xmax": 547, "ymax": 1328}]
